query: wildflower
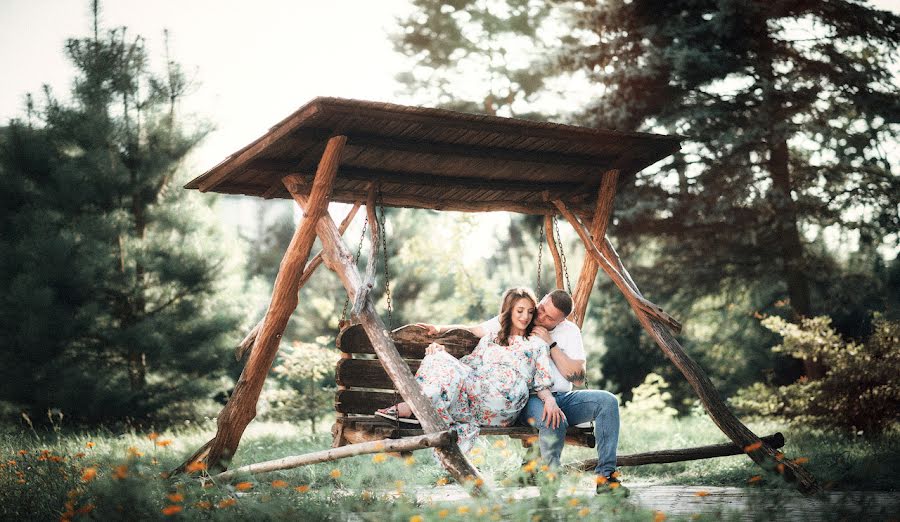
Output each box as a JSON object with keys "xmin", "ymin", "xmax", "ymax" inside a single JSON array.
[
  {"xmin": 404, "ymin": 456, "xmax": 416, "ymax": 466},
  {"xmin": 127, "ymin": 447, "xmax": 144, "ymax": 458},
  {"xmin": 76, "ymin": 504, "xmax": 95, "ymax": 515},
  {"xmin": 295, "ymin": 485, "xmax": 310, "ymax": 493},
  {"xmin": 471, "ymin": 447, "xmax": 482, "ymax": 456},
  {"xmin": 6, "ymin": 460, "xmax": 15, "ymax": 466},
  {"xmin": 410, "ymin": 516, "xmax": 424, "ymax": 522},
  {"xmin": 50, "ymin": 455, "xmax": 63, "ymax": 463},
  {"xmin": 438, "ymin": 509, "xmax": 449, "ymax": 518},
  {"xmin": 776, "ymin": 463, "xmax": 785, "ymax": 473},
  {"xmin": 217, "ymin": 498, "xmax": 237, "ymax": 508},
  {"xmin": 372, "ymin": 453, "xmax": 388, "ymax": 464},
  {"xmin": 80, "ymin": 467, "xmax": 98, "ymax": 482},
  {"xmin": 594, "ymin": 475, "xmax": 607, "ymax": 485},
  {"xmin": 148, "ymin": 432, "xmax": 159, "ymax": 440},
  {"xmin": 161, "ymin": 505, "xmax": 182, "ymax": 516},
  {"xmin": 74, "ymin": 453, "xmax": 85, "ymax": 459},
  {"xmin": 472, "ymin": 456, "xmax": 485, "ymax": 465},
  {"xmin": 195, "ymin": 501, "xmax": 211, "ymax": 509},
  {"xmin": 743, "ymin": 441, "xmax": 762, "ymax": 452},
  {"xmin": 113, "ymin": 465, "xmax": 128, "ymax": 480},
  {"xmin": 330, "ymin": 469, "xmax": 341, "ymax": 479},
  {"xmin": 748, "ymin": 475, "xmax": 762, "ymax": 484},
  {"xmin": 525, "ymin": 435, "xmax": 538, "ymax": 445},
  {"xmin": 522, "ymin": 460, "xmax": 538, "ymax": 473},
  {"xmin": 477, "ymin": 506, "xmax": 489, "ymax": 516},
  {"xmin": 578, "ymin": 507, "xmax": 590, "ymax": 516},
  {"xmin": 694, "ymin": 491, "xmax": 710, "ymax": 497},
  {"xmin": 546, "ymin": 472, "xmax": 557, "ymax": 481},
  {"xmin": 568, "ymin": 498, "xmax": 580, "ymax": 507},
  {"xmin": 361, "ymin": 490, "xmax": 373, "ymax": 501},
  {"xmin": 234, "ymin": 482, "xmax": 253, "ymax": 491},
  {"xmin": 609, "ymin": 482, "xmax": 621, "ymax": 490},
  {"xmin": 794, "ymin": 457, "xmax": 809, "ymax": 464},
  {"xmin": 85, "ymin": 442, "xmax": 95, "ymax": 449},
  {"xmin": 167, "ymin": 493, "xmax": 184, "ymax": 502},
  {"xmin": 457, "ymin": 505, "xmax": 470, "ymax": 515},
  {"xmin": 18, "ymin": 450, "xmax": 27, "ymax": 455},
  {"xmin": 156, "ymin": 439, "xmax": 173, "ymax": 447},
  {"xmin": 774, "ymin": 451, "xmax": 784, "ymax": 461},
  {"xmin": 436, "ymin": 477, "xmax": 449, "ymax": 486},
  {"xmin": 493, "ymin": 439, "xmax": 507, "ymax": 448},
  {"xmin": 654, "ymin": 511, "xmax": 667, "ymax": 522},
  {"xmin": 539, "ymin": 464, "xmax": 549, "ymax": 472},
  {"xmin": 271, "ymin": 480, "xmax": 288, "ymax": 488},
  {"xmin": 186, "ymin": 460, "xmax": 207, "ymax": 473},
  {"xmin": 151, "ymin": 458, "xmax": 159, "ymax": 465},
  {"xmin": 395, "ymin": 480, "xmax": 405, "ymax": 492}
]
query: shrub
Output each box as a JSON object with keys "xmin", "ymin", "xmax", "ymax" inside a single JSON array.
[
  {"xmin": 731, "ymin": 314, "xmax": 900, "ymax": 435},
  {"xmin": 261, "ymin": 339, "xmax": 339, "ymax": 433}
]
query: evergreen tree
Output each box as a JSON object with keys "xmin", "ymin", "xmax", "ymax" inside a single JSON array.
[
  {"xmin": 396, "ymin": 0, "xmax": 900, "ymax": 382},
  {"xmin": 0, "ymin": 3, "xmax": 241, "ymax": 423}
]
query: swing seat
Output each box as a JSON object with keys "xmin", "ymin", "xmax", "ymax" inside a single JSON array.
[{"xmin": 331, "ymin": 324, "xmax": 596, "ymax": 449}]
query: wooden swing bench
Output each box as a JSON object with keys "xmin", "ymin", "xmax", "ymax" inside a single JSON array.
[{"xmin": 332, "ymin": 323, "xmax": 596, "ymax": 449}]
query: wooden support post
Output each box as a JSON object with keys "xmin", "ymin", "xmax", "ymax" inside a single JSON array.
[
  {"xmin": 236, "ymin": 201, "xmax": 362, "ymax": 361},
  {"xmin": 544, "ymin": 214, "xmax": 565, "ymax": 290},
  {"xmin": 569, "ymin": 170, "xmax": 618, "ymax": 327},
  {"xmin": 284, "ymin": 178, "xmax": 487, "ymax": 496},
  {"xmin": 554, "ymin": 200, "xmax": 820, "ymax": 495},
  {"xmin": 216, "ymin": 430, "xmax": 456, "ymax": 481},
  {"xmin": 173, "ymin": 135, "xmax": 347, "ymax": 475},
  {"xmin": 567, "ymin": 433, "xmax": 785, "ymax": 471}
]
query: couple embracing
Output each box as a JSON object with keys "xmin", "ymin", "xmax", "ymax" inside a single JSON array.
[{"xmin": 375, "ymin": 287, "xmax": 625, "ymax": 493}]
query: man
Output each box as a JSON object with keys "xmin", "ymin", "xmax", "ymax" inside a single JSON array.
[{"xmin": 419, "ymin": 289, "xmax": 625, "ymax": 494}]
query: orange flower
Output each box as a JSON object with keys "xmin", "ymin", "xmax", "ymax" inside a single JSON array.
[
  {"xmin": 794, "ymin": 457, "xmax": 809, "ymax": 464},
  {"xmin": 80, "ymin": 467, "xmax": 98, "ymax": 482},
  {"xmin": 186, "ymin": 460, "xmax": 207, "ymax": 473},
  {"xmin": 774, "ymin": 451, "xmax": 784, "ymax": 461},
  {"xmin": 127, "ymin": 447, "xmax": 143, "ymax": 458},
  {"xmin": 609, "ymin": 482, "xmax": 621, "ymax": 489},
  {"xmin": 85, "ymin": 442, "xmax": 95, "ymax": 449},
  {"xmin": 18, "ymin": 450, "xmax": 28, "ymax": 455},
  {"xmin": 74, "ymin": 452, "xmax": 85, "ymax": 459},
  {"xmin": 148, "ymin": 432, "xmax": 160, "ymax": 440},
  {"xmin": 194, "ymin": 501, "xmax": 211, "ymax": 509},
  {"xmin": 568, "ymin": 498, "xmax": 580, "ymax": 507},
  {"xmin": 578, "ymin": 507, "xmax": 590, "ymax": 516},
  {"xmin": 217, "ymin": 498, "xmax": 237, "ymax": 508},
  {"xmin": 76, "ymin": 504, "xmax": 94, "ymax": 515},
  {"xmin": 594, "ymin": 475, "xmax": 608, "ymax": 485},
  {"xmin": 654, "ymin": 512, "xmax": 667, "ymax": 522},
  {"xmin": 410, "ymin": 516, "xmax": 424, "ymax": 522},
  {"xmin": 438, "ymin": 509, "xmax": 449, "ymax": 518},
  {"xmin": 113, "ymin": 465, "xmax": 128, "ymax": 480},
  {"xmin": 294, "ymin": 485, "xmax": 310, "ymax": 493},
  {"xmin": 330, "ymin": 469, "xmax": 341, "ymax": 479},
  {"xmin": 436, "ymin": 477, "xmax": 449, "ymax": 486},
  {"xmin": 748, "ymin": 475, "xmax": 762, "ymax": 484},
  {"xmin": 234, "ymin": 482, "xmax": 253, "ymax": 491},
  {"xmin": 372, "ymin": 453, "xmax": 388, "ymax": 463},
  {"xmin": 743, "ymin": 441, "xmax": 762, "ymax": 453},
  {"xmin": 271, "ymin": 480, "xmax": 288, "ymax": 488},
  {"xmin": 694, "ymin": 491, "xmax": 710, "ymax": 497},
  {"xmin": 161, "ymin": 505, "xmax": 182, "ymax": 515},
  {"xmin": 776, "ymin": 463, "xmax": 785, "ymax": 473},
  {"xmin": 155, "ymin": 439, "xmax": 173, "ymax": 447},
  {"xmin": 522, "ymin": 460, "xmax": 538, "ymax": 473},
  {"xmin": 167, "ymin": 493, "xmax": 184, "ymax": 503},
  {"xmin": 404, "ymin": 456, "xmax": 416, "ymax": 466}
]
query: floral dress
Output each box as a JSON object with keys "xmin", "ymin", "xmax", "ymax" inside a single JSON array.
[{"xmin": 414, "ymin": 334, "xmax": 553, "ymax": 453}]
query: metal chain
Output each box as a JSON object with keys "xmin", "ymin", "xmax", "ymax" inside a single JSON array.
[
  {"xmin": 536, "ymin": 220, "xmax": 545, "ymax": 295},
  {"xmin": 377, "ymin": 188, "xmax": 393, "ymax": 330},
  {"xmin": 340, "ymin": 217, "xmax": 368, "ymax": 326},
  {"xmin": 553, "ymin": 215, "xmax": 573, "ymax": 295}
]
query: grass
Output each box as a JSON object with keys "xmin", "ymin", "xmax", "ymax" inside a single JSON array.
[{"xmin": 1, "ymin": 413, "xmax": 897, "ymax": 521}]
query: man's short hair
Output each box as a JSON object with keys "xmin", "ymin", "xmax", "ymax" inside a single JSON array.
[{"xmin": 548, "ymin": 289, "xmax": 573, "ymax": 317}]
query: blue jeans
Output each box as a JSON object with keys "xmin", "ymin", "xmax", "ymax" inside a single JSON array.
[{"xmin": 517, "ymin": 390, "xmax": 620, "ymax": 476}]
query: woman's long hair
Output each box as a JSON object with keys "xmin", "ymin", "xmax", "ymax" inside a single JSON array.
[{"xmin": 496, "ymin": 287, "xmax": 538, "ymax": 346}]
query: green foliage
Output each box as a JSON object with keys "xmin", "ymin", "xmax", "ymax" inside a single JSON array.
[
  {"xmin": 731, "ymin": 314, "xmax": 900, "ymax": 435},
  {"xmin": 621, "ymin": 373, "xmax": 678, "ymax": 421},
  {"xmin": 0, "ymin": 4, "xmax": 242, "ymax": 424},
  {"xmin": 263, "ymin": 340, "xmax": 339, "ymax": 433}
]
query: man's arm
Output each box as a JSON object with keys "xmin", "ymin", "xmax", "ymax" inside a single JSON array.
[
  {"xmin": 415, "ymin": 323, "xmax": 487, "ymax": 338},
  {"xmin": 532, "ymin": 326, "xmax": 587, "ymax": 387}
]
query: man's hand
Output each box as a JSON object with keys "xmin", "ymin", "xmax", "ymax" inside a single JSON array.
[
  {"xmin": 425, "ymin": 342, "xmax": 446, "ymax": 355},
  {"xmin": 541, "ymin": 396, "xmax": 566, "ymax": 430},
  {"xmin": 531, "ymin": 326, "xmax": 552, "ymax": 344},
  {"xmin": 416, "ymin": 323, "xmax": 440, "ymax": 336}
]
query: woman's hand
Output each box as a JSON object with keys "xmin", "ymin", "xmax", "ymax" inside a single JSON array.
[
  {"xmin": 540, "ymin": 395, "xmax": 566, "ymax": 430},
  {"xmin": 416, "ymin": 323, "xmax": 440, "ymax": 335},
  {"xmin": 425, "ymin": 342, "xmax": 446, "ymax": 355}
]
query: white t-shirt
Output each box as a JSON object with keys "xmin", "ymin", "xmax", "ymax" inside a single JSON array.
[{"xmin": 478, "ymin": 316, "xmax": 586, "ymax": 393}]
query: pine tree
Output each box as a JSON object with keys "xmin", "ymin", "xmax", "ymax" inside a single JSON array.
[{"xmin": 0, "ymin": 2, "xmax": 241, "ymax": 422}]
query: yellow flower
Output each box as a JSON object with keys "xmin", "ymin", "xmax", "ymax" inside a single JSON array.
[
  {"xmin": 472, "ymin": 456, "xmax": 484, "ymax": 465},
  {"xmin": 493, "ymin": 439, "xmax": 507, "ymax": 448},
  {"xmin": 578, "ymin": 507, "xmax": 590, "ymax": 516},
  {"xmin": 295, "ymin": 485, "xmax": 310, "ymax": 493},
  {"xmin": 271, "ymin": 480, "xmax": 288, "ymax": 488},
  {"xmin": 217, "ymin": 498, "xmax": 237, "ymax": 508},
  {"xmin": 410, "ymin": 516, "xmax": 424, "ymax": 522},
  {"xmin": 234, "ymin": 482, "xmax": 253, "ymax": 491},
  {"xmin": 568, "ymin": 498, "xmax": 580, "ymax": 507},
  {"xmin": 330, "ymin": 469, "xmax": 341, "ymax": 479},
  {"xmin": 372, "ymin": 453, "xmax": 388, "ymax": 463},
  {"xmin": 161, "ymin": 505, "xmax": 182, "ymax": 516},
  {"xmin": 167, "ymin": 493, "xmax": 184, "ymax": 502},
  {"xmin": 438, "ymin": 509, "xmax": 449, "ymax": 518},
  {"xmin": 80, "ymin": 467, "xmax": 98, "ymax": 482},
  {"xmin": 404, "ymin": 456, "xmax": 416, "ymax": 466},
  {"xmin": 522, "ymin": 460, "xmax": 538, "ymax": 473},
  {"xmin": 457, "ymin": 505, "xmax": 470, "ymax": 515}
]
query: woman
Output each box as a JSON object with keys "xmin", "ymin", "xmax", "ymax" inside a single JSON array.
[{"xmin": 376, "ymin": 287, "xmax": 561, "ymax": 453}]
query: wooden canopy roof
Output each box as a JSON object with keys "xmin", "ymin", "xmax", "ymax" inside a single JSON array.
[{"xmin": 185, "ymin": 97, "xmax": 681, "ymax": 215}]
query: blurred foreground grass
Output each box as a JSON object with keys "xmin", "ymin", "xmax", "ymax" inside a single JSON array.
[{"xmin": 1, "ymin": 413, "xmax": 897, "ymax": 520}]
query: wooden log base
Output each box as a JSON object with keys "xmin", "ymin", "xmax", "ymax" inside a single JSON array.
[
  {"xmin": 333, "ymin": 416, "xmax": 596, "ymax": 448},
  {"xmin": 566, "ymin": 432, "xmax": 785, "ymax": 471},
  {"xmin": 215, "ymin": 430, "xmax": 457, "ymax": 481}
]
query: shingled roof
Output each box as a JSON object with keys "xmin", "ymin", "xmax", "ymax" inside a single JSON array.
[{"xmin": 185, "ymin": 97, "xmax": 680, "ymax": 215}]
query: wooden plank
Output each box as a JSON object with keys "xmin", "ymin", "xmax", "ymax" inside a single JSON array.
[
  {"xmin": 570, "ymin": 169, "xmax": 618, "ymax": 326},
  {"xmin": 336, "ymin": 389, "xmax": 410, "ymax": 414},
  {"xmin": 337, "ymin": 324, "xmax": 480, "ymax": 358},
  {"xmin": 336, "ymin": 358, "xmax": 422, "ymax": 389}
]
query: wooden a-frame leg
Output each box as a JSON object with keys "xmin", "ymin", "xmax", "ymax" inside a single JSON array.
[
  {"xmin": 172, "ymin": 136, "xmax": 347, "ymax": 475},
  {"xmin": 544, "ymin": 214, "xmax": 565, "ymax": 290},
  {"xmin": 570, "ymin": 170, "xmax": 618, "ymax": 327},
  {"xmin": 284, "ymin": 177, "xmax": 487, "ymax": 496},
  {"xmin": 553, "ymin": 199, "xmax": 821, "ymax": 495}
]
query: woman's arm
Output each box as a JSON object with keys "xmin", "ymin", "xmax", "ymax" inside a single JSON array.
[{"xmin": 415, "ymin": 322, "xmax": 486, "ymax": 338}]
